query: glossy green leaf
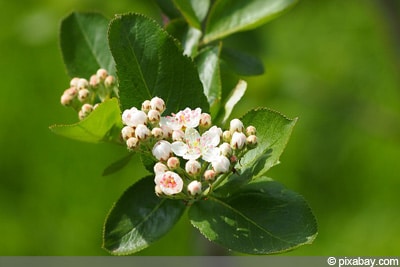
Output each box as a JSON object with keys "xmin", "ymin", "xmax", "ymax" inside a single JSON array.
[
  {"xmin": 49, "ymin": 98, "xmax": 122, "ymax": 144},
  {"xmin": 189, "ymin": 177, "xmax": 317, "ymax": 254},
  {"xmin": 215, "ymin": 108, "xmax": 297, "ymax": 195},
  {"xmin": 108, "ymin": 13, "xmax": 209, "ymax": 114},
  {"xmin": 60, "ymin": 12, "xmax": 115, "ymax": 78},
  {"xmin": 173, "ymin": 0, "xmax": 201, "ymax": 29},
  {"xmin": 103, "ymin": 176, "xmax": 186, "ymax": 255},
  {"xmin": 189, "ymin": 0, "xmax": 210, "ymax": 22},
  {"xmin": 204, "ymin": 0, "xmax": 298, "ymax": 44},
  {"xmin": 221, "ymin": 47, "xmax": 264, "ymax": 76},
  {"xmin": 195, "ymin": 45, "xmax": 222, "ymax": 109}
]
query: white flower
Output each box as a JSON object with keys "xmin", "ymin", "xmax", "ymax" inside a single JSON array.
[
  {"xmin": 152, "ymin": 140, "xmax": 172, "ymax": 161},
  {"xmin": 162, "ymin": 107, "xmax": 201, "ymax": 130},
  {"xmin": 171, "ymin": 126, "xmax": 221, "ymax": 162},
  {"xmin": 231, "ymin": 131, "xmax": 247, "ymax": 150},
  {"xmin": 212, "ymin": 155, "xmax": 231, "ymax": 174},
  {"xmin": 187, "ymin": 180, "xmax": 202, "ymax": 195},
  {"xmin": 155, "ymin": 171, "xmax": 183, "ymax": 195},
  {"xmin": 122, "ymin": 107, "xmax": 147, "ymax": 127}
]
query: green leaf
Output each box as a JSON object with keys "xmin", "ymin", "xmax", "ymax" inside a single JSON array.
[
  {"xmin": 103, "ymin": 176, "xmax": 186, "ymax": 255},
  {"xmin": 49, "ymin": 98, "xmax": 122, "ymax": 144},
  {"xmin": 204, "ymin": 0, "xmax": 298, "ymax": 44},
  {"xmin": 173, "ymin": 0, "xmax": 201, "ymax": 29},
  {"xmin": 189, "ymin": 0, "xmax": 210, "ymax": 23},
  {"xmin": 189, "ymin": 177, "xmax": 317, "ymax": 254},
  {"xmin": 155, "ymin": 0, "xmax": 181, "ymax": 19},
  {"xmin": 108, "ymin": 13, "xmax": 209, "ymax": 114},
  {"xmin": 102, "ymin": 153, "xmax": 134, "ymax": 176},
  {"xmin": 215, "ymin": 108, "xmax": 297, "ymax": 195},
  {"xmin": 195, "ymin": 45, "xmax": 222, "ymax": 109},
  {"xmin": 221, "ymin": 47, "xmax": 264, "ymax": 76},
  {"xmin": 60, "ymin": 12, "xmax": 115, "ymax": 78}
]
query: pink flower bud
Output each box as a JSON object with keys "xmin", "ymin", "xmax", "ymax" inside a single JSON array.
[
  {"xmin": 187, "ymin": 180, "xmax": 202, "ymax": 196},
  {"xmin": 104, "ymin": 75, "xmax": 115, "ymax": 87},
  {"xmin": 121, "ymin": 126, "xmax": 135, "ymax": 140},
  {"xmin": 147, "ymin": 110, "xmax": 161, "ymax": 124},
  {"xmin": 152, "ymin": 140, "xmax": 172, "ymax": 161},
  {"xmin": 204, "ymin": 169, "xmax": 216, "ymax": 181},
  {"xmin": 126, "ymin": 137, "xmax": 139, "ymax": 150},
  {"xmin": 81, "ymin": 103, "xmax": 93, "ymax": 116},
  {"xmin": 199, "ymin": 113, "xmax": 212, "ymax": 128},
  {"xmin": 231, "ymin": 132, "xmax": 247, "ymax": 150},
  {"xmin": 229, "ymin": 118, "xmax": 244, "ymax": 133},
  {"xmin": 89, "ymin": 74, "xmax": 100, "ymax": 88},
  {"xmin": 64, "ymin": 87, "xmax": 78, "ymax": 97},
  {"xmin": 185, "ymin": 159, "xmax": 201, "ymax": 175},
  {"xmin": 96, "ymin": 68, "xmax": 108, "ymax": 81},
  {"xmin": 150, "ymin": 96, "xmax": 166, "ymax": 113},
  {"xmin": 167, "ymin": 157, "xmax": 180, "ymax": 170},
  {"xmin": 60, "ymin": 93, "xmax": 73, "ymax": 106},
  {"xmin": 212, "ymin": 156, "xmax": 230, "ymax": 174},
  {"xmin": 135, "ymin": 124, "xmax": 151, "ymax": 140}
]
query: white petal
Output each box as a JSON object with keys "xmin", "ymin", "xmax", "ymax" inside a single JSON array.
[
  {"xmin": 171, "ymin": 141, "xmax": 188, "ymax": 157},
  {"xmin": 202, "ymin": 147, "xmax": 220, "ymax": 162}
]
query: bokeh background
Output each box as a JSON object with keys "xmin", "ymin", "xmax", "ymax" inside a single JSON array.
[{"xmin": 1, "ymin": 0, "xmax": 399, "ymax": 255}]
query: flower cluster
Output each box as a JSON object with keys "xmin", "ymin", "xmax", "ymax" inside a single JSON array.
[
  {"xmin": 60, "ymin": 68, "xmax": 118, "ymax": 120},
  {"xmin": 121, "ymin": 97, "xmax": 258, "ymax": 201}
]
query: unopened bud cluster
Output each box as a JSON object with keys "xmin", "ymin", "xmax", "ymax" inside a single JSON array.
[
  {"xmin": 60, "ymin": 68, "xmax": 117, "ymax": 120},
  {"xmin": 121, "ymin": 97, "xmax": 258, "ymax": 201}
]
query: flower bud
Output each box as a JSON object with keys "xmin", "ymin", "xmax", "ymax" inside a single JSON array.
[
  {"xmin": 104, "ymin": 75, "xmax": 115, "ymax": 88},
  {"xmin": 246, "ymin": 135, "xmax": 258, "ymax": 147},
  {"xmin": 154, "ymin": 162, "xmax": 168, "ymax": 176},
  {"xmin": 185, "ymin": 159, "xmax": 201, "ymax": 176},
  {"xmin": 126, "ymin": 137, "xmax": 139, "ymax": 150},
  {"xmin": 96, "ymin": 68, "xmax": 108, "ymax": 81},
  {"xmin": 122, "ymin": 108, "xmax": 148, "ymax": 127},
  {"xmin": 78, "ymin": 88, "xmax": 90, "ymax": 102},
  {"xmin": 222, "ymin": 130, "xmax": 231, "ymax": 142},
  {"xmin": 70, "ymin": 77, "xmax": 80, "ymax": 88},
  {"xmin": 219, "ymin": 142, "xmax": 232, "ymax": 157},
  {"xmin": 187, "ymin": 180, "xmax": 202, "ymax": 196},
  {"xmin": 152, "ymin": 140, "xmax": 172, "ymax": 161},
  {"xmin": 81, "ymin": 103, "xmax": 93, "ymax": 116},
  {"xmin": 121, "ymin": 126, "xmax": 135, "ymax": 140},
  {"xmin": 77, "ymin": 78, "xmax": 89, "ymax": 90},
  {"xmin": 199, "ymin": 113, "xmax": 212, "ymax": 128},
  {"xmin": 212, "ymin": 156, "xmax": 230, "ymax": 174},
  {"xmin": 246, "ymin": 125, "xmax": 257, "ymax": 136},
  {"xmin": 64, "ymin": 87, "xmax": 78, "ymax": 97},
  {"xmin": 151, "ymin": 127, "xmax": 164, "ymax": 140},
  {"xmin": 89, "ymin": 74, "xmax": 100, "ymax": 88},
  {"xmin": 135, "ymin": 124, "xmax": 151, "ymax": 140},
  {"xmin": 150, "ymin": 96, "xmax": 166, "ymax": 113},
  {"xmin": 204, "ymin": 169, "xmax": 216, "ymax": 182},
  {"xmin": 231, "ymin": 132, "xmax": 247, "ymax": 150},
  {"xmin": 155, "ymin": 184, "xmax": 163, "ymax": 196},
  {"xmin": 167, "ymin": 157, "xmax": 180, "ymax": 170},
  {"xmin": 229, "ymin": 118, "xmax": 244, "ymax": 133},
  {"xmin": 147, "ymin": 110, "xmax": 161, "ymax": 124},
  {"xmin": 61, "ymin": 93, "xmax": 73, "ymax": 106},
  {"xmin": 172, "ymin": 129, "xmax": 184, "ymax": 141},
  {"xmin": 141, "ymin": 100, "xmax": 151, "ymax": 112}
]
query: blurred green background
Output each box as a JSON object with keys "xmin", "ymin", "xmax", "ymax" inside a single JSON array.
[{"xmin": 1, "ymin": 0, "xmax": 399, "ymax": 255}]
